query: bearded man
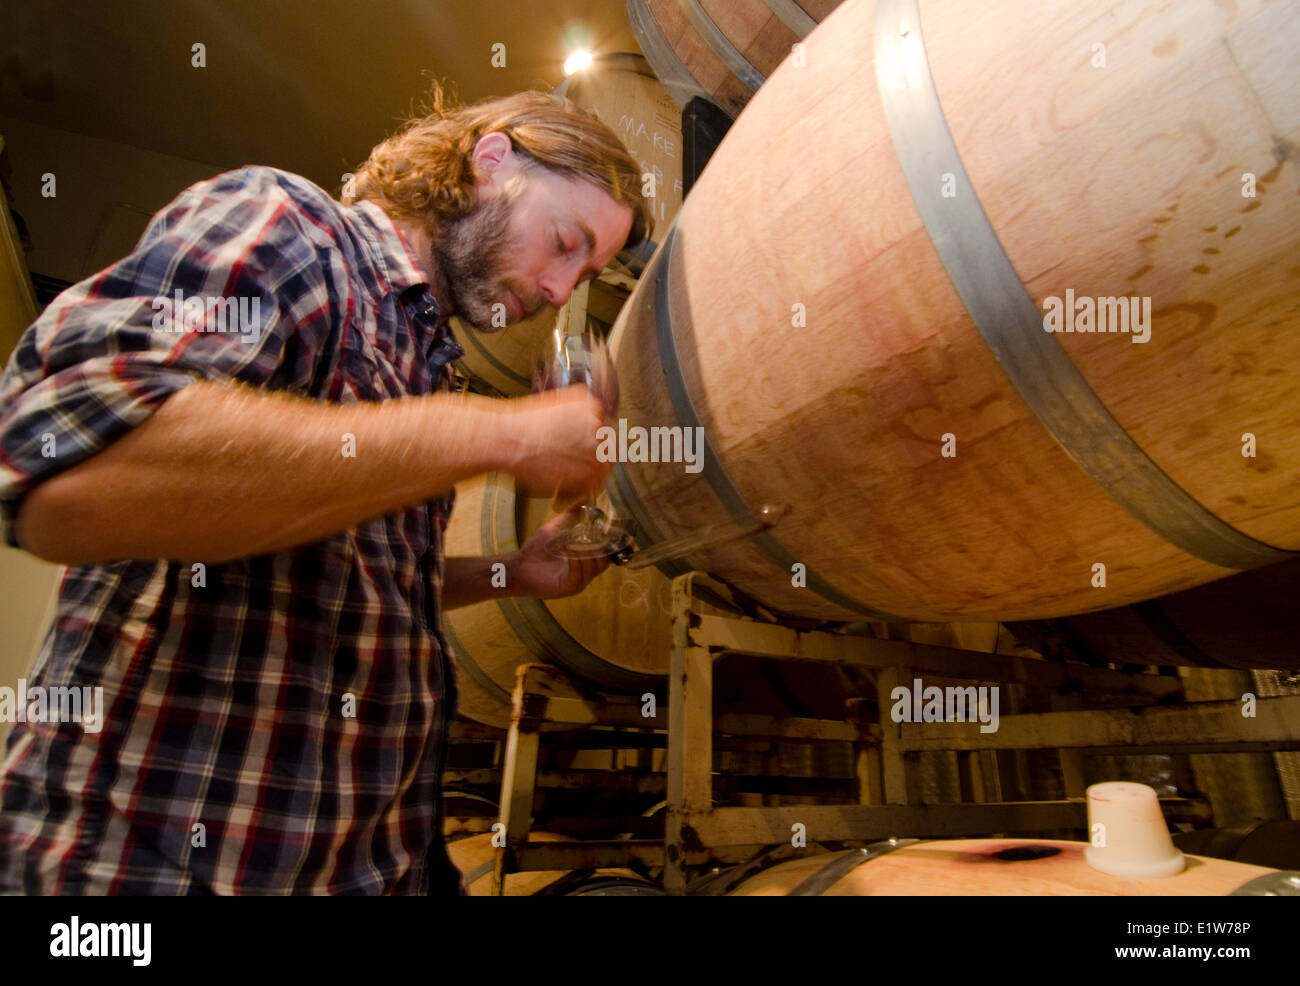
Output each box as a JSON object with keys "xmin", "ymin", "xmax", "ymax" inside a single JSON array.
[{"xmin": 0, "ymin": 85, "xmax": 652, "ymax": 895}]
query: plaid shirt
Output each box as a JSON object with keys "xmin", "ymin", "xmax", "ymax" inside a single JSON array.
[{"xmin": 0, "ymin": 166, "xmax": 469, "ymax": 895}]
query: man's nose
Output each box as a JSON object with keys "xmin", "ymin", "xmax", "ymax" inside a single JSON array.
[{"xmin": 539, "ymin": 268, "xmax": 580, "ymax": 308}]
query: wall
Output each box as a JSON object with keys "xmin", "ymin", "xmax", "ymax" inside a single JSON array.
[
  {"xmin": 0, "ymin": 118, "xmax": 219, "ymax": 752},
  {"xmin": 0, "ymin": 113, "xmax": 221, "ymax": 285}
]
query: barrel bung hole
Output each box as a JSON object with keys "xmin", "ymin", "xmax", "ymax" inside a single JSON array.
[{"xmin": 994, "ymin": 846, "xmax": 1063, "ymax": 862}]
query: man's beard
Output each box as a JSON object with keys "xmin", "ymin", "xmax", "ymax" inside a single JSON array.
[{"xmin": 432, "ymin": 187, "xmax": 535, "ymax": 334}]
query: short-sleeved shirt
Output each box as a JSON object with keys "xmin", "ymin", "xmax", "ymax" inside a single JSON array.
[{"xmin": 0, "ymin": 165, "xmax": 467, "ymax": 894}]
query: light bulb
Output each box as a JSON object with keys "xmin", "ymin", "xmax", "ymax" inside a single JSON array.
[{"xmin": 564, "ymin": 50, "xmax": 593, "ymax": 75}]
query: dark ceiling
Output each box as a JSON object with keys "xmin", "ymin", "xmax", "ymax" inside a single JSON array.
[{"xmin": 0, "ymin": 0, "xmax": 645, "ymax": 187}]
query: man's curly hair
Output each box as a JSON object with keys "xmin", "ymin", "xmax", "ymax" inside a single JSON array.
[{"xmin": 345, "ymin": 82, "xmax": 653, "ymax": 251}]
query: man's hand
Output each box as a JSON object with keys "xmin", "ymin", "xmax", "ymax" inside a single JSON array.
[
  {"xmin": 505, "ymin": 385, "xmax": 613, "ymax": 506},
  {"xmin": 511, "ymin": 506, "xmax": 611, "ymax": 599},
  {"xmin": 442, "ymin": 506, "xmax": 610, "ymax": 610}
]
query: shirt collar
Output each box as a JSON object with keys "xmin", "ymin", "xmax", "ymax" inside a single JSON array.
[
  {"xmin": 349, "ymin": 199, "xmax": 463, "ymax": 376},
  {"xmin": 350, "ymin": 199, "xmax": 433, "ymax": 296}
]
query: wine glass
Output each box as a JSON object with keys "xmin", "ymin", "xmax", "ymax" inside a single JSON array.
[{"xmin": 532, "ymin": 328, "xmax": 634, "ymax": 562}]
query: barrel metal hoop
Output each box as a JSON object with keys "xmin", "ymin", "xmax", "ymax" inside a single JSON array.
[
  {"xmin": 626, "ymin": 0, "xmax": 712, "ymax": 108},
  {"xmin": 651, "ymin": 226, "xmax": 905, "ymax": 622},
  {"xmin": 454, "ymin": 318, "xmax": 531, "ymax": 389},
  {"xmin": 675, "ymin": 0, "xmax": 767, "ymax": 92},
  {"xmin": 762, "ymin": 0, "xmax": 819, "ymax": 39},
  {"xmin": 788, "ymin": 838, "xmax": 920, "ymax": 896},
  {"xmin": 510, "ymin": 596, "xmax": 663, "ymax": 693},
  {"xmin": 609, "ymin": 461, "xmax": 696, "ymax": 581},
  {"xmin": 872, "ymin": 0, "xmax": 1293, "ymax": 571},
  {"xmin": 1230, "ymin": 870, "xmax": 1300, "ymax": 896},
  {"xmin": 530, "ymin": 867, "xmax": 600, "ymax": 896},
  {"xmin": 688, "ymin": 843, "xmax": 801, "ymax": 895}
]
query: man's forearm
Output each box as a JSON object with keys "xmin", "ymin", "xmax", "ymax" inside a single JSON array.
[
  {"xmin": 16, "ymin": 380, "xmax": 523, "ymax": 565},
  {"xmin": 441, "ymin": 554, "xmax": 526, "ymax": 610}
]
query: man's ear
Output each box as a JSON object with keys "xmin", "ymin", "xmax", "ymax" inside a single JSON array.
[{"xmin": 470, "ymin": 132, "xmax": 517, "ymax": 189}]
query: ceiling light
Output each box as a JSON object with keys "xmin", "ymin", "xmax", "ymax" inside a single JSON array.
[{"xmin": 564, "ymin": 50, "xmax": 593, "ymax": 75}]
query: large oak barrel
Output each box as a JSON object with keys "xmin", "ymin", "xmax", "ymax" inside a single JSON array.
[
  {"xmin": 627, "ymin": 0, "xmax": 844, "ymax": 117},
  {"xmin": 725, "ymin": 839, "xmax": 1281, "ymax": 895},
  {"xmin": 609, "ymin": 0, "xmax": 1300, "ymax": 627}
]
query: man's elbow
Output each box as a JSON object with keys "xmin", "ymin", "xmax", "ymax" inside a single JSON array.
[{"xmin": 14, "ymin": 474, "xmax": 104, "ymax": 565}]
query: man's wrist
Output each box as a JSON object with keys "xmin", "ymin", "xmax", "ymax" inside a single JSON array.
[
  {"xmin": 421, "ymin": 393, "xmax": 519, "ymax": 479},
  {"xmin": 476, "ymin": 397, "xmax": 528, "ymax": 476},
  {"xmin": 501, "ymin": 550, "xmax": 528, "ymax": 597}
]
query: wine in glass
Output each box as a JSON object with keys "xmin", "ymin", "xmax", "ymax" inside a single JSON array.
[{"xmin": 532, "ymin": 327, "xmax": 634, "ymax": 562}]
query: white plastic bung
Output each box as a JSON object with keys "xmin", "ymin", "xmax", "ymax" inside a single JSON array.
[{"xmin": 1084, "ymin": 781, "xmax": 1187, "ymax": 880}]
